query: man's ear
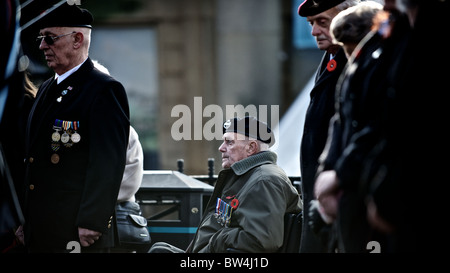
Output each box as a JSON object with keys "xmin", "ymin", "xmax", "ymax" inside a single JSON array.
[
  {"xmin": 246, "ymin": 140, "xmax": 258, "ymax": 156},
  {"xmin": 73, "ymin": 32, "xmax": 84, "ymax": 49}
]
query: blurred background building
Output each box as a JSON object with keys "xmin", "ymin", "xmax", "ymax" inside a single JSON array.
[{"xmin": 20, "ymin": 0, "xmax": 323, "ymax": 177}]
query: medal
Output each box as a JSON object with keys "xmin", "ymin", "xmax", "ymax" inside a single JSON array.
[
  {"xmin": 52, "ymin": 119, "xmax": 80, "ymax": 148},
  {"xmin": 50, "ymin": 153, "xmax": 60, "ymax": 164},
  {"xmin": 71, "ymin": 133, "xmax": 80, "ymax": 143},
  {"xmin": 52, "ymin": 120, "xmax": 62, "ymax": 141},
  {"xmin": 51, "ymin": 120, "xmax": 62, "ymax": 148},
  {"xmin": 61, "ymin": 133, "xmax": 69, "ymax": 144},
  {"xmin": 61, "ymin": 121, "xmax": 70, "ymax": 143},
  {"xmin": 52, "ymin": 131, "xmax": 61, "ymax": 142},
  {"xmin": 214, "ymin": 198, "xmax": 234, "ymax": 227},
  {"xmin": 71, "ymin": 121, "xmax": 81, "ymax": 143},
  {"xmin": 61, "ymin": 132, "xmax": 70, "ymax": 143},
  {"xmin": 214, "ymin": 198, "xmax": 221, "ymax": 219}
]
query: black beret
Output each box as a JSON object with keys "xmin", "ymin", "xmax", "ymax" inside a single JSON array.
[
  {"xmin": 298, "ymin": 0, "xmax": 346, "ymax": 17},
  {"xmin": 223, "ymin": 116, "xmax": 275, "ymax": 147},
  {"xmin": 38, "ymin": 3, "xmax": 93, "ymax": 29}
]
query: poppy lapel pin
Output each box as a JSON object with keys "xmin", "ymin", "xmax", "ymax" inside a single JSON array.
[
  {"xmin": 230, "ymin": 198, "xmax": 239, "ymax": 209},
  {"xmin": 327, "ymin": 59, "xmax": 337, "ymax": 72}
]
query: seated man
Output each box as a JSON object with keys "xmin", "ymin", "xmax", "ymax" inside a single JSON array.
[{"xmin": 150, "ymin": 116, "xmax": 302, "ymax": 253}]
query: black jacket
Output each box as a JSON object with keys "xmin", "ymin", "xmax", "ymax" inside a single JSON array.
[
  {"xmin": 24, "ymin": 58, "xmax": 130, "ymax": 251},
  {"xmin": 299, "ymin": 49, "xmax": 347, "ymax": 253}
]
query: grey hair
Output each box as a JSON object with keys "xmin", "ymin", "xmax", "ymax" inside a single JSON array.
[
  {"xmin": 331, "ymin": 1, "xmax": 383, "ymax": 46},
  {"xmin": 335, "ymin": 0, "xmax": 362, "ymax": 12}
]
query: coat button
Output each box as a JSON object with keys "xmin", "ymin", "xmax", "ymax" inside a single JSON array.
[
  {"xmin": 107, "ymin": 224, "xmax": 111, "ymax": 229},
  {"xmin": 29, "ymin": 184, "xmax": 35, "ymax": 190},
  {"xmin": 51, "ymin": 154, "xmax": 60, "ymax": 164},
  {"xmin": 29, "ymin": 157, "xmax": 34, "ymax": 163}
]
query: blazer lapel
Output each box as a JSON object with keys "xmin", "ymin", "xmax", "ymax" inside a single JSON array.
[{"xmin": 310, "ymin": 49, "xmax": 347, "ymax": 98}]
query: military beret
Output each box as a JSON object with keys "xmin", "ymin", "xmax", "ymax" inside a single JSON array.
[
  {"xmin": 38, "ymin": 3, "xmax": 93, "ymax": 29},
  {"xmin": 223, "ymin": 116, "xmax": 275, "ymax": 147},
  {"xmin": 298, "ymin": 0, "xmax": 346, "ymax": 17}
]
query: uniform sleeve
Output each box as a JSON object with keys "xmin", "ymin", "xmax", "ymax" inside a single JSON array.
[
  {"xmin": 206, "ymin": 178, "xmax": 287, "ymax": 253},
  {"xmin": 76, "ymin": 80, "xmax": 130, "ymax": 233}
]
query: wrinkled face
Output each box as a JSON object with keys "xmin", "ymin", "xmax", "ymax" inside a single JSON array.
[
  {"xmin": 307, "ymin": 7, "xmax": 340, "ymax": 51},
  {"xmin": 218, "ymin": 132, "xmax": 249, "ymax": 169},
  {"xmin": 38, "ymin": 27, "xmax": 77, "ymax": 75}
]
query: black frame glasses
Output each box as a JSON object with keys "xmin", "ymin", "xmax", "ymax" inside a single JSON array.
[{"xmin": 36, "ymin": 31, "xmax": 76, "ymax": 45}]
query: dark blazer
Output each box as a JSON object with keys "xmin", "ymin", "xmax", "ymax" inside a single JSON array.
[
  {"xmin": 319, "ymin": 33, "xmax": 386, "ymax": 253},
  {"xmin": 299, "ymin": 49, "xmax": 347, "ymax": 253},
  {"xmin": 24, "ymin": 58, "xmax": 130, "ymax": 251}
]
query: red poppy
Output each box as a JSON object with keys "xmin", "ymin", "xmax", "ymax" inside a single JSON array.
[
  {"xmin": 327, "ymin": 59, "xmax": 337, "ymax": 72},
  {"xmin": 230, "ymin": 198, "xmax": 239, "ymax": 209}
]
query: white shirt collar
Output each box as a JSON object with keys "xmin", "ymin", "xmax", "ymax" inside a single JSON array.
[{"xmin": 54, "ymin": 58, "xmax": 88, "ymax": 84}]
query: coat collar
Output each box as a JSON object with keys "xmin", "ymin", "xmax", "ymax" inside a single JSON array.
[
  {"xmin": 231, "ymin": 151, "xmax": 277, "ymax": 176},
  {"xmin": 310, "ymin": 48, "xmax": 347, "ymax": 97}
]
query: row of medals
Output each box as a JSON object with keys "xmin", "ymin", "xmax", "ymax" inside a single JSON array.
[
  {"xmin": 214, "ymin": 198, "xmax": 233, "ymax": 227},
  {"xmin": 51, "ymin": 121, "xmax": 80, "ymax": 164}
]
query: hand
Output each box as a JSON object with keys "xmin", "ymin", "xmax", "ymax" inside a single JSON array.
[
  {"xmin": 314, "ymin": 170, "xmax": 339, "ymax": 199},
  {"xmin": 78, "ymin": 227, "xmax": 102, "ymax": 247},
  {"xmin": 314, "ymin": 170, "xmax": 341, "ymax": 221}
]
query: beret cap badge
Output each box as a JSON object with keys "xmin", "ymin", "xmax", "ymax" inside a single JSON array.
[{"xmin": 223, "ymin": 120, "xmax": 232, "ymax": 130}]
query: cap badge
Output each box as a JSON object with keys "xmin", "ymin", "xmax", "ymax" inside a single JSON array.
[{"xmin": 223, "ymin": 120, "xmax": 231, "ymax": 129}]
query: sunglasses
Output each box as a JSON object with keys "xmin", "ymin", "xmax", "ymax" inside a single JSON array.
[{"xmin": 36, "ymin": 31, "xmax": 76, "ymax": 45}]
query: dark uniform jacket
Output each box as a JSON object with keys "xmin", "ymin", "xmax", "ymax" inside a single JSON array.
[
  {"xmin": 299, "ymin": 49, "xmax": 347, "ymax": 253},
  {"xmin": 318, "ymin": 31, "xmax": 387, "ymax": 252},
  {"xmin": 24, "ymin": 58, "xmax": 130, "ymax": 251},
  {"xmin": 187, "ymin": 151, "xmax": 302, "ymax": 253}
]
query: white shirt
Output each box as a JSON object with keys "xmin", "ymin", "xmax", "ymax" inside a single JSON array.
[{"xmin": 54, "ymin": 58, "xmax": 88, "ymax": 84}]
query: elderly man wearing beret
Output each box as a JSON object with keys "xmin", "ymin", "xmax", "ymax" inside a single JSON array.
[
  {"xmin": 20, "ymin": 3, "xmax": 130, "ymax": 252},
  {"xmin": 149, "ymin": 116, "xmax": 302, "ymax": 253},
  {"xmin": 296, "ymin": 0, "xmax": 360, "ymax": 253}
]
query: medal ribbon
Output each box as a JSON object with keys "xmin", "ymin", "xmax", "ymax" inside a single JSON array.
[
  {"xmin": 54, "ymin": 119, "xmax": 63, "ymax": 128},
  {"xmin": 215, "ymin": 197, "xmax": 234, "ymax": 227}
]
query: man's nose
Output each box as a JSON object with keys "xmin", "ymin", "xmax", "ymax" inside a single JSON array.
[
  {"xmin": 39, "ymin": 38, "xmax": 48, "ymax": 50},
  {"xmin": 218, "ymin": 142, "xmax": 226, "ymax": 152},
  {"xmin": 311, "ymin": 24, "xmax": 320, "ymax": 36}
]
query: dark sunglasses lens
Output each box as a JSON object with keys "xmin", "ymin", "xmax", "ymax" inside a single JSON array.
[{"xmin": 44, "ymin": 36, "xmax": 54, "ymax": 45}]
